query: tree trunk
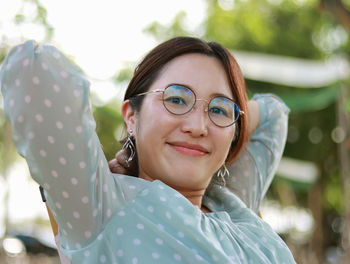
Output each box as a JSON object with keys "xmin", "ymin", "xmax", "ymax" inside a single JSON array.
[{"xmin": 337, "ymin": 86, "xmax": 350, "ymax": 264}]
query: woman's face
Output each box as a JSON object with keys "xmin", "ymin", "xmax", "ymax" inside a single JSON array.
[{"xmin": 123, "ymin": 53, "xmax": 236, "ymax": 190}]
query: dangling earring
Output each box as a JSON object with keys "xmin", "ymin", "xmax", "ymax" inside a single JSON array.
[
  {"xmin": 216, "ymin": 164, "xmax": 229, "ymax": 187},
  {"xmin": 122, "ymin": 129, "xmax": 135, "ymax": 167}
]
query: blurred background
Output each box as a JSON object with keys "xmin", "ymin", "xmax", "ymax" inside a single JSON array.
[{"xmin": 0, "ymin": 0, "xmax": 349, "ymax": 263}]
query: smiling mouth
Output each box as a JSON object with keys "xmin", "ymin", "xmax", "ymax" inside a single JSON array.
[{"xmin": 167, "ymin": 142, "xmax": 209, "ymax": 157}]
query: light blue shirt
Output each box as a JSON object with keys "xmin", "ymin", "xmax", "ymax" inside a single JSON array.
[{"xmin": 0, "ymin": 40, "xmax": 295, "ymax": 263}]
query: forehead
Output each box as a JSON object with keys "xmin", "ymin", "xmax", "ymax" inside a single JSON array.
[{"xmin": 150, "ymin": 53, "xmax": 233, "ymax": 98}]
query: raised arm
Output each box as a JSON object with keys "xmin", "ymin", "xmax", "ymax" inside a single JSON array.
[
  {"xmin": 208, "ymin": 94, "xmax": 289, "ymax": 213},
  {"xmin": 0, "ymin": 41, "xmax": 127, "ymax": 249}
]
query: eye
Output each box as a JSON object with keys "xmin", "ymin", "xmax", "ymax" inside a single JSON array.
[
  {"xmin": 164, "ymin": 96, "xmax": 187, "ymax": 105},
  {"xmin": 209, "ymin": 106, "xmax": 228, "ymax": 116}
]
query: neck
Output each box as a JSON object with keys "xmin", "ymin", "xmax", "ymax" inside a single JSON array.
[{"xmin": 140, "ymin": 174, "xmax": 210, "ymax": 213}]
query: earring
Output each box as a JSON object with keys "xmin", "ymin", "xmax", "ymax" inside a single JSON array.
[
  {"xmin": 122, "ymin": 129, "xmax": 135, "ymax": 167},
  {"xmin": 216, "ymin": 165, "xmax": 229, "ymax": 187}
]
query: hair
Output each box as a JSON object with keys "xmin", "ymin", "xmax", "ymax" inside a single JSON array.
[{"xmin": 123, "ymin": 36, "xmax": 248, "ymax": 169}]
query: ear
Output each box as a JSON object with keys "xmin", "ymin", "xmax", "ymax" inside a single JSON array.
[{"xmin": 122, "ymin": 100, "xmax": 137, "ymax": 132}]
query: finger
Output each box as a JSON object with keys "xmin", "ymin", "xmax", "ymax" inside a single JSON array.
[
  {"xmin": 108, "ymin": 159, "xmax": 127, "ymax": 174},
  {"xmin": 116, "ymin": 149, "xmax": 130, "ymax": 168}
]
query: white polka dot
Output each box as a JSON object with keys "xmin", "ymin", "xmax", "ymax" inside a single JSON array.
[
  {"xmin": 73, "ymin": 90, "xmax": 80, "ymax": 97},
  {"xmin": 141, "ymin": 189, "xmax": 149, "ymax": 196},
  {"xmin": 53, "ymin": 84, "xmax": 61, "ymax": 92},
  {"xmin": 82, "ymin": 196, "xmax": 89, "ymax": 204},
  {"xmin": 51, "ymin": 170, "xmax": 58, "ymax": 178},
  {"xmin": 177, "ymin": 206, "xmax": 184, "ymax": 211},
  {"xmin": 24, "ymin": 95, "xmax": 31, "ymax": 103},
  {"xmin": 166, "ymin": 211, "xmax": 172, "ymax": 219},
  {"xmin": 76, "ymin": 126, "xmax": 82, "ymax": 133},
  {"xmin": 158, "ymin": 184, "xmax": 164, "ymax": 189},
  {"xmin": 132, "ymin": 258, "xmax": 138, "ymax": 264},
  {"xmin": 61, "ymin": 71, "xmax": 68, "ymax": 78},
  {"xmin": 136, "ymin": 224, "xmax": 144, "ymax": 230},
  {"xmin": 174, "ymin": 193, "xmax": 182, "ymax": 198},
  {"xmin": 103, "ymin": 184, "xmax": 108, "ymax": 193},
  {"xmin": 75, "ymin": 243, "xmax": 81, "ymax": 249},
  {"xmin": 43, "ymin": 183, "xmax": 50, "ymax": 190},
  {"xmin": 84, "ymin": 231, "xmax": 91, "ymax": 238},
  {"xmin": 17, "ymin": 115, "xmax": 24, "ymax": 123},
  {"xmin": 257, "ymin": 156, "xmax": 262, "ymax": 163},
  {"xmin": 71, "ymin": 177, "xmax": 78, "ymax": 185},
  {"xmin": 100, "ymin": 255, "xmax": 106, "ymax": 263},
  {"xmin": 28, "ymin": 132, "xmax": 35, "ymax": 139},
  {"xmin": 55, "ymin": 121, "xmax": 63, "ymax": 130},
  {"xmin": 41, "ymin": 62, "xmax": 48, "ymax": 70},
  {"xmin": 133, "ymin": 238, "xmax": 141, "ymax": 245},
  {"xmin": 79, "ymin": 161, "xmax": 86, "ymax": 168},
  {"xmin": 84, "ymin": 250, "xmax": 90, "ymax": 257},
  {"xmin": 55, "ymin": 202, "xmax": 62, "ymax": 209},
  {"xmin": 212, "ymin": 254, "xmax": 219, "ymax": 261},
  {"xmin": 155, "ymin": 238, "xmax": 163, "ymax": 245},
  {"xmin": 107, "ymin": 209, "xmax": 112, "ymax": 218},
  {"xmin": 184, "ymin": 218, "xmax": 191, "ymax": 225},
  {"xmin": 32, "ymin": 76, "xmax": 40, "ymax": 85},
  {"xmin": 160, "ymin": 196, "xmax": 167, "ymax": 202},
  {"xmin": 117, "ymin": 250, "xmax": 123, "ymax": 257},
  {"xmin": 177, "ymin": 231, "xmax": 184, "ymax": 238},
  {"xmin": 196, "ymin": 254, "xmax": 203, "ymax": 261},
  {"xmin": 44, "ymin": 99, "xmax": 52, "ymax": 107},
  {"xmin": 73, "ymin": 211, "xmax": 80, "ymax": 219},
  {"xmin": 116, "ymin": 228, "xmax": 123, "ymax": 235},
  {"xmin": 62, "ymin": 229, "xmax": 68, "ymax": 236},
  {"xmin": 39, "ymin": 150, "xmax": 47, "ymax": 157},
  {"xmin": 9, "ymin": 99, "xmax": 15, "ymax": 107},
  {"xmin": 15, "ymin": 79, "xmax": 20, "ymax": 86},
  {"xmin": 129, "ymin": 185, "xmax": 136, "ymax": 190},
  {"xmin": 62, "ymin": 191, "xmax": 69, "ymax": 198},
  {"xmin": 35, "ymin": 114, "xmax": 43, "ymax": 123},
  {"xmin": 48, "ymin": 136, "xmax": 55, "ymax": 144},
  {"xmin": 118, "ymin": 211, "xmax": 125, "ymax": 216},
  {"xmin": 67, "ymin": 143, "xmax": 75, "ymax": 150},
  {"xmin": 59, "ymin": 157, "xmax": 67, "ymax": 165},
  {"xmin": 97, "ymin": 234, "xmax": 103, "ymax": 240},
  {"xmin": 22, "ymin": 58, "xmax": 29, "ymax": 67},
  {"xmin": 152, "ymin": 252, "xmax": 160, "ymax": 259},
  {"xmin": 64, "ymin": 106, "xmax": 72, "ymax": 114},
  {"xmin": 147, "ymin": 206, "xmax": 154, "ymax": 213},
  {"xmin": 174, "ymin": 254, "xmax": 181, "ymax": 261},
  {"xmin": 67, "ymin": 222, "xmax": 73, "ymax": 229},
  {"xmin": 157, "ymin": 224, "xmax": 164, "ymax": 230}
]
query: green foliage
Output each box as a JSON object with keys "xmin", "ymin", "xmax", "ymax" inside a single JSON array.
[
  {"xmin": 205, "ymin": 0, "xmax": 344, "ymax": 59},
  {"xmin": 143, "ymin": 11, "xmax": 193, "ymax": 41}
]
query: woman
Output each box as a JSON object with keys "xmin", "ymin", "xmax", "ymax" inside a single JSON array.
[{"xmin": 0, "ymin": 37, "xmax": 295, "ymax": 263}]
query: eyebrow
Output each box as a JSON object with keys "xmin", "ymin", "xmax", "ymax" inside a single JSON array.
[{"xmin": 169, "ymin": 83, "xmax": 234, "ymax": 101}]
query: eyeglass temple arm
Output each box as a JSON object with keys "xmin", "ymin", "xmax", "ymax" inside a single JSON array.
[{"xmin": 135, "ymin": 89, "xmax": 163, "ymax": 97}]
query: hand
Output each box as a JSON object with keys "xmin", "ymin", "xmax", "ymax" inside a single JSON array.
[{"xmin": 108, "ymin": 149, "xmax": 137, "ymax": 176}]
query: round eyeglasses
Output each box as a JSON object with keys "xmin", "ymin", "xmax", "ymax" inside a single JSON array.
[{"xmin": 134, "ymin": 84, "xmax": 244, "ymax": 127}]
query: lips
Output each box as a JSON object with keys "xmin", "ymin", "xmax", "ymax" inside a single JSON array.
[{"xmin": 167, "ymin": 141, "xmax": 209, "ymax": 157}]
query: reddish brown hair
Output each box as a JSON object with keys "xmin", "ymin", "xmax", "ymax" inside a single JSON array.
[{"xmin": 124, "ymin": 36, "xmax": 248, "ymax": 164}]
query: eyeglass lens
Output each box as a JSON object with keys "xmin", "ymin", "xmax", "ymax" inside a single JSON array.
[{"xmin": 162, "ymin": 85, "xmax": 240, "ymax": 127}]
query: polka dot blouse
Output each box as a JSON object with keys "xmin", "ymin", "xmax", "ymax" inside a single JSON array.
[{"xmin": 0, "ymin": 40, "xmax": 296, "ymax": 263}]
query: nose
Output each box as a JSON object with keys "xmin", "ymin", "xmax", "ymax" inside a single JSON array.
[{"xmin": 181, "ymin": 101, "xmax": 209, "ymax": 137}]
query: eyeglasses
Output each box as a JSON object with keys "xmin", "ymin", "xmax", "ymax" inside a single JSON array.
[{"xmin": 134, "ymin": 84, "xmax": 244, "ymax": 127}]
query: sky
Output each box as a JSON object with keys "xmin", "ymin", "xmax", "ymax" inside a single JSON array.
[{"xmin": 1, "ymin": 0, "xmax": 207, "ymax": 102}]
